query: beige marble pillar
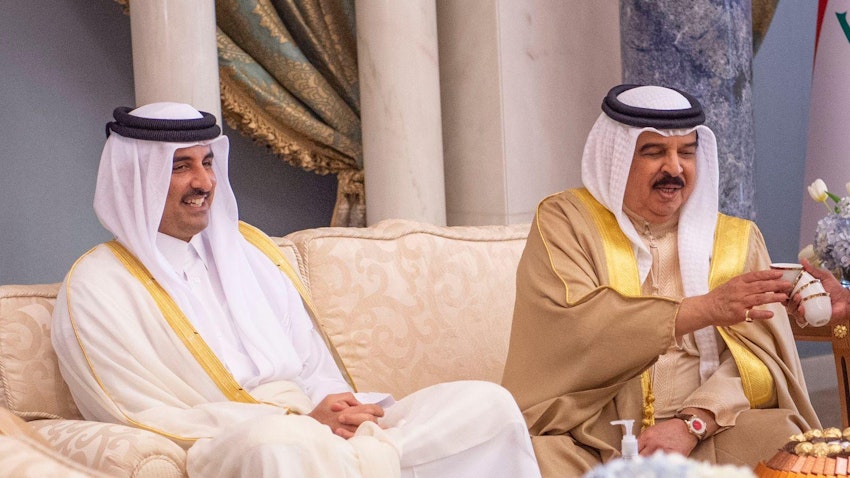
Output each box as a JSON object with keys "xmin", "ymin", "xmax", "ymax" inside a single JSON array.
[
  {"xmin": 437, "ymin": 0, "xmax": 621, "ymax": 226},
  {"xmin": 355, "ymin": 0, "xmax": 447, "ymax": 226},
  {"xmin": 128, "ymin": 0, "xmax": 221, "ymax": 120}
]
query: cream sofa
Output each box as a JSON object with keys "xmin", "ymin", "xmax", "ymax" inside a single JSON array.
[{"xmin": 0, "ymin": 219, "xmax": 529, "ymax": 477}]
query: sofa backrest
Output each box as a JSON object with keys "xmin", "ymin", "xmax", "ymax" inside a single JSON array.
[
  {"xmin": 0, "ymin": 220, "xmax": 529, "ymax": 418},
  {"xmin": 285, "ymin": 219, "xmax": 530, "ymax": 399},
  {"xmin": 0, "ymin": 284, "xmax": 82, "ymax": 421}
]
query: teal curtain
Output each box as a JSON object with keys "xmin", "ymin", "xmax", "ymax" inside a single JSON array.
[
  {"xmin": 116, "ymin": 0, "xmax": 777, "ymax": 227},
  {"xmin": 217, "ymin": 0, "xmax": 364, "ymax": 226}
]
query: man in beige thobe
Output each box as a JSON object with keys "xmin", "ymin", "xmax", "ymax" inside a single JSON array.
[{"xmin": 501, "ymin": 84, "xmax": 819, "ymax": 477}]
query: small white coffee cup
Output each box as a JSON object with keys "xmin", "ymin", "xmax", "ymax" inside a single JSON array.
[
  {"xmin": 802, "ymin": 292, "xmax": 832, "ymax": 327},
  {"xmin": 770, "ymin": 263, "xmax": 803, "ymax": 284},
  {"xmin": 791, "ymin": 271, "xmax": 817, "ymax": 297},
  {"xmin": 798, "ymin": 279, "xmax": 825, "ymax": 298}
]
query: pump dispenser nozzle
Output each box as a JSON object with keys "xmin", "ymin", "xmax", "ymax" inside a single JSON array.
[{"xmin": 610, "ymin": 419, "xmax": 638, "ymax": 460}]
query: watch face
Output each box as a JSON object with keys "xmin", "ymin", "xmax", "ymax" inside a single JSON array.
[
  {"xmin": 676, "ymin": 413, "xmax": 706, "ymax": 439},
  {"xmin": 689, "ymin": 417, "xmax": 706, "ymax": 436}
]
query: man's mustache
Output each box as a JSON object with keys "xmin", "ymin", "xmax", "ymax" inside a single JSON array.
[
  {"xmin": 185, "ymin": 188, "xmax": 210, "ymax": 197},
  {"xmin": 653, "ymin": 174, "xmax": 685, "ymax": 188}
]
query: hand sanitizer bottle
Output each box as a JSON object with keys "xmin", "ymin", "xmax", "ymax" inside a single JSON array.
[{"xmin": 610, "ymin": 419, "xmax": 638, "ymax": 461}]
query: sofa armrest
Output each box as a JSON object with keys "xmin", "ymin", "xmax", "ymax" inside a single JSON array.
[
  {"xmin": 0, "ymin": 407, "xmax": 108, "ymax": 477},
  {"xmin": 29, "ymin": 419, "xmax": 186, "ymax": 478},
  {"xmin": 0, "ymin": 434, "xmax": 107, "ymax": 477}
]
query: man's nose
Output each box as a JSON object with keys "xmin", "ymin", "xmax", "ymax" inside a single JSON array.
[
  {"xmin": 190, "ymin": 166, "xmax": 214, "ymax": 191},
  {"xmin": 661, "ymin": 153, "xmax": 684, "ymax": 176}
]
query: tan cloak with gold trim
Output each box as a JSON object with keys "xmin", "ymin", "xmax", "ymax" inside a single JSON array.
[{"xmin": 501, "ymin": 189, "xmax": 818, "ymax": 475}]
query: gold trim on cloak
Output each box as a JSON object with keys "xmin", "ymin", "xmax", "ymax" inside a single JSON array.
[
  {"xmin": 236, "ymin": 221, "xmax": 357, "ymax": 391},
  {"xmin": 710, "ymin": 215, "xmax": 776, "ymax": 409},
  {"xmin": 107, "ymin": 222, "xmax": 356, "ymax": 395},
  {"xmin": 105, "ymin": 240, "xmax": 262, "ymax": 406},
  {"xmin": 65, "ymin": 246, "xmax": 200, "ymax": 444},
  {"xmin": 571, "ymin": 188, "xmax": 776, "ymax": 427},
  {"xmin": 573, "ymin": 188, "xmax": 656, "ymax": 429}
]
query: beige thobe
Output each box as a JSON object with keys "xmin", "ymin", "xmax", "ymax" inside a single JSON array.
[
  {"xmin": 626, "ymin": 207, "xmax": 752, "ymax": 425},
  {"xmin": 501, "ymin": 189, "xmax": 819, "ymax": 477}
]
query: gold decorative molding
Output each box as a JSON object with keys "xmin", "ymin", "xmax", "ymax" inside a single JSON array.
[
  {"xmin": 834, "ymin": 324, "xmax": 848, "ymax": 339},
  {"xmin": 112, "ymin": 0, "xmax": 129, "ymax": 15},
  {"xmin": 752, "ymin": 0, "xmax": 779, "ymax": 55}
]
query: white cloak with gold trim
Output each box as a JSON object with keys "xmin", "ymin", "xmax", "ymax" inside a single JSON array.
[{"xmin": 53, "ymin": 241, "xmax": 541, "ymax": 477}]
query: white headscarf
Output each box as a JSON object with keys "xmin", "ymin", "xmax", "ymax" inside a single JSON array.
[
  {"xmin": 94, "ymin": 102, "xmax": 311, "ymax": 389},
  {"xmin": 581, "ymin": 86, "xmax": 722, "ymax": 382}
]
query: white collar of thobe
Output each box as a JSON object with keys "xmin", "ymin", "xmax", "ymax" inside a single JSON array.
[{"xmin": 155, "ymin": 232, "xmax": 208, "ymax": 276}]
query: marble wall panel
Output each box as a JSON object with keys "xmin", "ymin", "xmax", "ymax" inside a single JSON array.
[{"xmin": 621, "ymin": 0, "xmax": 755, "ymax": 219}]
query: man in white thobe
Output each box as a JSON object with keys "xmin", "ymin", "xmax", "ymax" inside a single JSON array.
[{"xmin": 52, "ymin": 102, "xmax": 541, "ymax": 477}]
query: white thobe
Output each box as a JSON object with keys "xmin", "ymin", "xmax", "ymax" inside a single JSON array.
[{"xmin": 52, "ymin": 241, "xmax": 541, "ymax": 477}]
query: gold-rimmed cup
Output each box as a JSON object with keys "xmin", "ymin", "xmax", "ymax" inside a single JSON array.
[
  {"xmin": 771, "ymin": 262, "xmax": 803, "ymax": 284},
  {"xmin": 797, "ymin": 279, "xmax": 825, "ymax": 298},
  {"xmin": 802, "ymin": 292, "xmax": 832, "ymax": 327},
  {"xmin": 791, "ymin": 271, "xmax": 817, "ymax": 297},
  {"xmin": 801, "ymin": 291, "xmax": 830, "ymax": 301}
]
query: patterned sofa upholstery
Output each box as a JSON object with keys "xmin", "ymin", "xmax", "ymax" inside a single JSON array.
[
  {"xmin": 0, "ymin": 284, "xmax": 187, "ymax": 477},
  {"xmin": 283, "ymin": 219, "xmax": 529, "ymax": 398},
  {"xmin": 0, "ymin": 406, "xmax": 111, "ymax": 477},
  {"xmin": 0, "ymin": 219, "xmax": 530, "ymax": 476}
]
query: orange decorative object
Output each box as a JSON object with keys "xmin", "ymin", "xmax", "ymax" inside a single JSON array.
[{"xmin": 756, "ymin": 428, "xmax": 850, "ymax": 477}]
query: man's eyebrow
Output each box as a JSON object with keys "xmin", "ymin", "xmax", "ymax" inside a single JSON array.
[
  {"xmin": 637, "ymin": 142, "xmax": 665, "ymax": 153},
  {"xmin": 172, "ymin": 151, "xmax": 215, "ymax": 162},
  {"xmin": 638, "ymin": 139, "xmax": 698, "ymax": 153}
]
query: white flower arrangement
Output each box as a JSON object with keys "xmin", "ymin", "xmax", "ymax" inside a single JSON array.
[{"xmin": 800, "ymin": 179, "xmax": 850, "ymax": 279}]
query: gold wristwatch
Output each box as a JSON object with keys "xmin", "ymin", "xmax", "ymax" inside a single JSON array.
[{"xmin": 674, "ymin": 413, "xmax": 707, "ymax": 441}]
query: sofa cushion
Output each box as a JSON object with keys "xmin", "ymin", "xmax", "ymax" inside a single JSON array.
[
  {"xmin": 285, "ymin": 219, "xmax": 530, "ymax": 399},
  {"xmin": 0, "ymin": 284, "xmax": 82, "ymax": 421}
]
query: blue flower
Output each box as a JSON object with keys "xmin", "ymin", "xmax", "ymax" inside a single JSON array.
[
  {"xmin": 582, "ymin": 451, "xmax": 754, "ymax": 477},
  {"xmin": 809, "ymin": 180, "xmax": 850, "ymax": 274},
  {"xmin": 814, "ymin": 214, "xmax": 850, "ymax": 270}
]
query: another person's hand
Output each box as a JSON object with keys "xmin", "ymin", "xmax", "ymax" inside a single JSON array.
[
  {"xmin": 638, "ymin": 419, "xmax": 697, "ymax": 457},
  {"xmin": 308, "ymin": 392, "xmax": 385, "ymax": 439},
  {"xmin": 676, "ymin": 269, "xmax": 790, "ymax": 335},
  {"xmin": 794, "ymin": 259, "xmax": 850, "ymax": 325}
]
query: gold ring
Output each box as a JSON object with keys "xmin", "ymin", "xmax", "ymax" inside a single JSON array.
[{"xmin": 745, "ymin": 309, "xmax": 753, "ymax": 323}]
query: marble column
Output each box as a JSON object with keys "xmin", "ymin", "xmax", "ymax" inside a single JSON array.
[
  {"xmin": 128, "ymin": 0, "xmax": 221, "ymax": 121},
  {"xmin": 355, "ymin": 0, "xmax": 447, "ymax": 226},
  {"xmin": 620, "ymin": 0, "xmax": 755, "ymax": 219},
  {"xmin": 437, "ymin": 0, "xmax": 621, "ymax": 226}
]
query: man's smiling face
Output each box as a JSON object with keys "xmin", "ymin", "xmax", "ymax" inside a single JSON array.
[
  {"xmin": 622, "ymin": 130, "xmax": 698, "ymax": 223},
  {"xmin": 158, "ymin": 144, "xmax": 216, "ymax": 241}
]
